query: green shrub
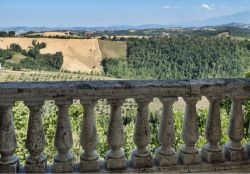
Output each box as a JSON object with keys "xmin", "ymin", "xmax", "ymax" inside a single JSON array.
[{"xmin": 12, "ymin": 100, "xmax": 249, "ymax": 164}]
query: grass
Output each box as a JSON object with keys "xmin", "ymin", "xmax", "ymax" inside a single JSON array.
[
  {"xmin": 231, "ymin": 36, "xmax": 250, "ymax": 41},
  {"xmin": 6, "ymin": 53, "xmax": 26, "ymax": 64},
  {"xmin": 98, "ymin": 40, "xmax": 127, "ymax": 58}
]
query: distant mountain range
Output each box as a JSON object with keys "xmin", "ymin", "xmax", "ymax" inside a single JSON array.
[
  {"xmin": 0, "ymin": 25, "xmax": 167, "ymax": 34},
  {"xmin": 185, "ymin": 10, "xmax": 250, "ymax": 27},
  {"xmin": 0, "ymin": 10, "xmax": 250, "ymax": 33}
]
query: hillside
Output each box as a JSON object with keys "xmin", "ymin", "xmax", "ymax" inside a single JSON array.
[
  {"xmin": 0, "ymin": 37, "xmax": 128, "ymax": 73},
  {"xmin": 98, "ymin": 40, "xmax": 127, "ymax": 58},
  {"xmin": 27, "ymin": 31, "xmax": 79, "ymax": 38},
  {"xmin": 103, "ymin": 36, "xmax": 250, "ymax": 80},
  {"xmin": 0, "ymin": 38, "xmax": 96, "ymax": 72}
]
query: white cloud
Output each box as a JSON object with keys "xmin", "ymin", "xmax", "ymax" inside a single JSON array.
[
  {"xmin": 196, "ymin": 3, "xmax": 215, "ymax": 10},
  {"xmin": 161, "ymin": 5, "xmax": 183, "ymax": 9},
  {"xmin": 162, "ymin": 5, "xmax": 171, "ymax": 9}
]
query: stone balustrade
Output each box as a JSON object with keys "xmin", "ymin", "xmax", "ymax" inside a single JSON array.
[{"xmin": 0, "ymin": 79, "xmax": 250, "ymax": 173}]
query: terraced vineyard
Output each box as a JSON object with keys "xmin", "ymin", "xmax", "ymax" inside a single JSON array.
[{"xmin": 0, "ymin": 70, "xmax": 116, "ymax": 82}]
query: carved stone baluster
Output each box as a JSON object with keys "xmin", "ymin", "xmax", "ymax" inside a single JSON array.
[
  {"xmin": 53, "ymin": 100, "xmax": 73, "ymax": 173},
  {"xmin": 202, "ymin": 96, "xmax": 225, "ymax": 162},
  {"xmin": 224, "ymin": 96, "xmax": 247, "ymax": 161},
  {"xmin": 0, "ymin": 101, "xmax": 19, "ymax": 173},
  {"xmin": 80, "ymin": 99, "xmax": 100, "ymax": 172},
  {"xmin": 132, "ymin": 98, "xmax": 153, "ymax": 168},
  {"xmin": 25, "ymin": 101, "xmax": 47, "ymax": 173},
  {"xmin": 246, "ymin": 112, "xmax": 250, "ymax": 158},
  {"xmin": 106, "ymin": 99, "xmax": 126, "ymax": 170},
  {"xmin": 178, "ymin": 97, "xmax": 201, "ymax": 164},
  {"xmin": 155, "ymin": 97, "xmax": 177, "ymax": 166}
]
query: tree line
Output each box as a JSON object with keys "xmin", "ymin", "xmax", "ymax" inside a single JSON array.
[
  {"xmin": 0, "ymin": 40, "xmax": 63, "ymax": 71},
  {"xmin": 102, "ymin": 36, "xmax": 250, "ymax": 80},
  {"xmin": 0, "ymin": 31, "xmax": 16, "ymax": 37}
]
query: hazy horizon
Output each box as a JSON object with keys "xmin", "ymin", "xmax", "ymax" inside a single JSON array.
[{"xmin": 1, "ymin": 0, "xmax": 250, "ymax": 27}]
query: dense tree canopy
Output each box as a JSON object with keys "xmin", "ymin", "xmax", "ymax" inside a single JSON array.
[{"xmin": 103, "ymin": 36, "xmax": 250, "ymax": 80}]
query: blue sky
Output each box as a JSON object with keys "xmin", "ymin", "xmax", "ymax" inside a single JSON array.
[{"xmin": 0, "ymin": 0, "xmax": 250, "ymax": 27}]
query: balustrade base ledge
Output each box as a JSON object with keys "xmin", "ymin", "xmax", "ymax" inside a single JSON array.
[
  {"xmin": 0, "ymin": 161, "xmax": 19, "ymax": 173},
  {"xmin": 178, "ymin": 149, "xmax": 201, "ymax": 165},
  {"xmin": 245, "ymin": 144, "xmax": 250, "ymax": 157},
  {"xmin": 53, "ymin": 161, "xmax": 73, "ymax": 173},
  {"xmin": 131, "ymin": 154, "xmax": 153, "ymax": 169},
  {"xmin": 24, "ymin": 160, "xmax": 47, "ymax": 173},
  {"xmin": 11, "ymin": 159, "xmax": 250, "ymax": 173},
  {"xmin": 201, "ymin": 148, "xmax": 225, "ymax": 163},
  {"xmin": 80, "ymin": 159, "xmax": 100, "ymax": 172},
  {"xmin": 154, "ymin": 151, "xmax": 178, "ymax": 166},
  {"xmin": 106, "ymin": 157, "xmax": 126, "ymax": 170},
  {"xmin": 224, "ymin": 145, "xmax": 247, "ymax": 162}
]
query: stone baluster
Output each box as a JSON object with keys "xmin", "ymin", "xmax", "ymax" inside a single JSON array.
[
  {"xmin": 106, "ymin": 99, "xmax": 126, "ymax": 170},
  {"xmin": 132, "ymin": 98, "xmax": 153, "ymax": 168},
  {"xmin": 53, "ymin": 100, "xmax": 73, "ymax": 173},
  {"xmin": 80, "ymin": 99, "xmax": 100, "ymax": 172},
  {"xmin": 25, "ymin": 101, "xmax": 47, "ymax": 173},
  {"xmin": 0, "ymin": 101, "xmax": 19, "ymax": 173},
  {"xmin": 202, "ymin": 96, "xmax": 225, "ymax": 162},
  {"xmin": 155, "ymin": 97, "xmax": 178, "ymax": 166},
  {"xmin": 178, "ymin": 97, "xmax": 201, "ymax": 164},
  {"xmin": 246, "ymin": 113, "xmax": 250, "ymax": 157},
  {"xmin": 224, "ymin": 96, "xmax": 247, "ymax": 161}
]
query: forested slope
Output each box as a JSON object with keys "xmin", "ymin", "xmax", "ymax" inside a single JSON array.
[{"xmin": 102, "ymin": 36, "xmax": 250, "ymax": 79}]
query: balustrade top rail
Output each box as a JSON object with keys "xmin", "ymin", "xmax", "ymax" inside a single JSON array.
[
  {"xmin": 0, "ymin": 78, "xmax": 250, "ymax": 101},
  {"xmin": 1, "ymin": 78, "xmax": 250, "ymax": 173}
]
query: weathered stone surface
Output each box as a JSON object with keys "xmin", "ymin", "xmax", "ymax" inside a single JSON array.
[
  {"xmin": 155, "ymin": 97, "xmax": 178, "ymax": 167},
  {"xmin": 0, "ymin": 102, "xmax": 19, "ymax": 173},
  {"xmin": 201, "ymin": 147, "xmax": 225, "ymax": 163},
  {"xmin": 105, "ymin": 99, "xmax": 127, "ymax": 170},
  {"xmin": 80, "ymin": 99, "xmax": 100, "ymax": 172},
  {"xmin": 131, "ymin": 98, "xmax": 153, "ymax": 169},
  {"xmin": 131, "ymin": 152, "xmax": 153, "ymax": 168},
  {"xmin": 224, "ymin": 144, "xmax": 247, "ymax": 161},
  {"xmin": 224, "ymin": 97, "xmax": 247, "ymax": 162},
  {"xmin": 178, "ymin": 148, "xmax": 201, "ymax": 165},
  {"xmin": 202, "ymin": 96, "xmax": 224, "ymax": 163},
  {"xmin": 106, "ymin": 157, "xmax": 126, "ymax": 170},
  {"xmin": 53, "ymin": 100, "xmax": 73, "ymax": 173},
  {"xmin": 25, "ymin": 101, "xmax": 47, "ymax": 173},
  {"xmin": 80, "ymin": 159, "xmax": 100, "ymax": 172},
  {"xmin": 53, "ymin": 160, "xmax": 73, "ymax": 173},
  {"xmin": 0, "ymin": 161, "xmax": 19, "ymax": 173},
  {"xmin": 1, "ymin": 79, "xmax": 250, "ymax": 102},
  {"xmin": 245, "ymin": 144, "xmax": 250, "ymax": 159},
  {"xmin": 25, "ymin": 159, "xmax": 47, "ymax": 173},
  {"xmin": 154, "ymin": 149, "xmax": 177, "ymax": 166},
  {"xmin": 0, "ymin": 79, "xmax": 249, "ymax": 173},
  {"xmin": 179, "ymin": 97, "xmax": 201, "ymax": 165}
]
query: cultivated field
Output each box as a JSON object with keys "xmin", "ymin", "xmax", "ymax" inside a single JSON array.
[
  {"xmin": 0, "ymin": 38, "xmax": 127, "ymax": 73},
  {"xmin": 27, "ymin": 31, "xmax": 79, "ymax": 37},
  {"xmin": 0, "ymin": 69, "xmax": 115, "ymax": 82}
]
